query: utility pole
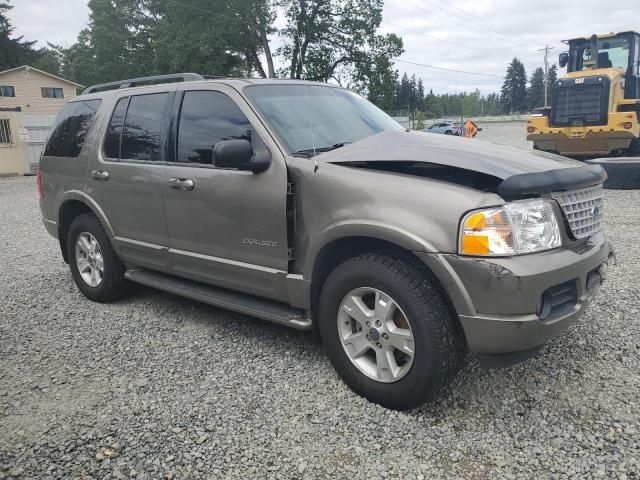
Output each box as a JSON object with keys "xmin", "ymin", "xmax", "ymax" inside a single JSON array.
[{"xmin": 538, "ymin": 45, "xmax": 555, "ymax": 108}]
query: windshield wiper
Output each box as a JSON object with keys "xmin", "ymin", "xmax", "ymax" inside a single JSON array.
[{"xmin": 292, "ymin": 142, "xmax": 351, "ymax": 157}]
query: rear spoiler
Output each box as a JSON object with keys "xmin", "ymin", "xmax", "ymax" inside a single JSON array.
[{"xmin": 498, "ymin": 165, "xmax": 607, "ymax": 199}]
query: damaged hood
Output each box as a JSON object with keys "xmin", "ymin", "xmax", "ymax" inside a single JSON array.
[{"xmin": 321, "ymin": 130, "xmax": 605, "ymax": 197}]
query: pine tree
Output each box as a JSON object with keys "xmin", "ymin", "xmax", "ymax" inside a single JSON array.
[
  {"xmin": 547, "ymin": 64, "xmax": 558, "ymax": 102},
  {"xmin": 416, "ymin": 78, "xmax": 425, "ymax": 111},
  {"xmin": 528, "ymin": 67, "xmax": 545, "ymax": 110},
  {"xmin": 500, "ymin": 58, "xmax": 528, "ymax": 113},
  {"xmin": 0, "ymin": 1, "xmax": 37, "ymax": 70}
]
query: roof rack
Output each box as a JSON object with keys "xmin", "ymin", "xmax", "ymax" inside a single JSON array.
[{"xmin": 82, "ymin": 73, "xmax": 207, "ymax": 95}]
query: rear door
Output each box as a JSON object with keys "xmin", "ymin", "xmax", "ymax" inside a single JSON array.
[
  {"xmin": 86, "ymin": 89, "xmax": 175, "ymax": 270},
  {"xmin": 162, "ymin": 84, "xmax": 289, "ymax": 300}
]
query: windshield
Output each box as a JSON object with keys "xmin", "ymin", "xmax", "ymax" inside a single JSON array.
[
  {"xmin": 573, "ymin": 36, "xmax": 631, "ymax": 71},
  {"xmin": 244, "ymin": 84, "xmax": 404, "ymax": 156}
]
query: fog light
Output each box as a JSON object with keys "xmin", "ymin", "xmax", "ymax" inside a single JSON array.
[{"xmin": 527, "ymin": 126, "xmax": 536, "ymax": 133}]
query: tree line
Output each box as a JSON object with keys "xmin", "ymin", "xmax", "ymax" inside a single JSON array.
[
  {"xmin": 1, "ymin": 0, "xmax": 556, "ymax": 117},
  {"xmin": 391, "ymin": 58, "xmax": 558, "ymax": 119},
  {"xmin": 0, "ymin": 0, "xmax": 402, "ymax": 102}
]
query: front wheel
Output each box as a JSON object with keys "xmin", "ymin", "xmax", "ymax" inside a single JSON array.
[{"xmin": 318, "ymin": 253, "xmax": 465, "ymax": 410}]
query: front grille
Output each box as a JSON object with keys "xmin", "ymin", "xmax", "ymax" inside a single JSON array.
[
  {"xmin": 552, "ymin": 185, "xmax": 604, "ymax": 239},
  {"xmin": 550, "ymin": 76, "xmax": 609, "ymax": 127}
]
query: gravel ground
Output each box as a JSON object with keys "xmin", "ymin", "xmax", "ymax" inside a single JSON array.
[
  {"xmin": 1, "ymin": 176, "xmax": 639, "ymax": 480},
  {"xmin": 475, "ymin": 121, "xmax": 529, "ymax": 149}
]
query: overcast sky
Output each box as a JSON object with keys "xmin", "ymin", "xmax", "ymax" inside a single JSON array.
[{"xmin": 7, "ymin": 0, "xmax": 640, "ymax": 94}]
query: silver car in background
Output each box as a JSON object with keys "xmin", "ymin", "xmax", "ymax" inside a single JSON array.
[{"xmin": 423, "ymin": 121, "xmax": 461, "ymax": 135}]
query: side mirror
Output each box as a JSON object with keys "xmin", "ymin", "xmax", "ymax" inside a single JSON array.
[
  {"xmin": 559, "ymin": 52, "xmax": 569, "ymax": 68},
  {"xmin": 212, "ymin": 139, "xmax": 270, "ymax": 173}
]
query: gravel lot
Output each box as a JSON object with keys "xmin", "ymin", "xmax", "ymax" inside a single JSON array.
[{"xmin": 1, "ymin": 176, "xmax": 639, "ymax": 479}]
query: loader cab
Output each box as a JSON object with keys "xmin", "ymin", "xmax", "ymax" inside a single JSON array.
[{"xmin": 561, "ymin": 31, "xmax": 640, "ymax": 99}]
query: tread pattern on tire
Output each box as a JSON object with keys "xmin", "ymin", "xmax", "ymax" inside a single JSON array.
[
  {"xmin": 319, "ymin": 252, "xmax": 466, "ymax": 409},
  {"xmin": 67, "ymin": 213, "xmax": 129, "ymax": 302}
]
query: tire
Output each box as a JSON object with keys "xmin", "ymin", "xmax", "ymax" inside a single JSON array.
[
  {"xmin": 444, "ymin": 130, "xmax": 453, "ymax": 135},
  {"xmin": 586, "ymin": 158, "xmax": 640, "ymax": 190},
  {"xmin": 318, "ymin": 253, "xmax": 465, "ymax": 410},
  {"xmin": 67, "ymin": 213, "xmax": 130, "ymax": 302}
]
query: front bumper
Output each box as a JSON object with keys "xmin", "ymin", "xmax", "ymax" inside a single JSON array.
[
  {"xmin": 526, "ymin": 111, "xmax": 639, "ymax": 156},
  {"xmin": 422, "ymin": 234, "xmax": 613, "ymax": 366}
]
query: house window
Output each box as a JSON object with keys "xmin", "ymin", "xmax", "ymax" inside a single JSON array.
[
  {"xmin": 41, "ymin": 87, "xmax": 64, "ymax": 99},
  {"xmin": 0, "ymin": 119, "xmax": 12, "ymax": 145},
  {"xmin": 0, "ymin": 86, "xmax": 15, "ymax": 97}
]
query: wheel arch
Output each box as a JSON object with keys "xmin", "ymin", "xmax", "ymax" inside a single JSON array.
[
  {"xmin": 309, "ymin": 234, "xmax": 462, "ymax": 340},
  {"xmin": 57, "ymin": 193, "xmax": 114, "ymax": 263}
]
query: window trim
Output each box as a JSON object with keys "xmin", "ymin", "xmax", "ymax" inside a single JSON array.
[
  {"xmin": 169, "ymin": 89, "xmax": 269, "ymax": 170},
  {"xmin": 0, "ymin": 118, "xmax": 13, "ymax": 145},
  {"xmin": 41, "ymin": 87, "xmax": 65, "ymax": 99},
  {"xmin": 0, "ymin": 85, "xmax": 16, "ymax": 98},
  {"xmin": 101, "ymin": 91, "xmax": 174, "ymax": 164},
  {"xmin": 42, "ymin": 99, "xmax": 102, "ymax": 158},
  {"xmin": 102, "ymin": 96, "xmax": 130, "ymax": 161}
]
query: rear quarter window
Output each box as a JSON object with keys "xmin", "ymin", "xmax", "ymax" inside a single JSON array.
[{"xmin": 44, "ymin": 99, "xmax": 102, "ymax": 157}]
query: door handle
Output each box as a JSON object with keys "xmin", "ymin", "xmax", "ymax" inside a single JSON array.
[
  {"xmin": 168, "ymin": 177, "xmax": 195, "ymax": 191},
  {"xmin": 91, "ymin": 170, "xmax": 109, "ymax": 181}
]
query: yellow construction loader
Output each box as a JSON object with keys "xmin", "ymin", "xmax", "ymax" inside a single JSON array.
[{"xmin": 527, "ymin": 31, "xmax": 640, "ymax": 158}]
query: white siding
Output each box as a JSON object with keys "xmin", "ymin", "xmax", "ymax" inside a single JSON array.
[{"xmin": 0, "ymin": 67, "xmax": 78, "ymax": 115}]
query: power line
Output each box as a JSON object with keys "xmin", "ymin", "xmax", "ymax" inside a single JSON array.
[
  {"xmin": 538, "ymin": 45, "xmax": 555, "ymax": 108},
  {"xmin": 166, "ymin": 0, "xmax": 253, "ymax": 26},
  {"xmin": 382, "ymin": 21, "xmax": 484, "ymax": 53},
  {"xmin": 421, "ymin": 0, "xmax": 528, "ymax": 40},
  {"xmin": 394, "ymin": 59, "xmax": 505, "ymax": 78},
  {"xmin": 397, "ymin": 0, "xmax": 526, "ymax": 49},
  {"xmin": 153, "ymin": 0, "xmax": 509, "ymax": 82}
]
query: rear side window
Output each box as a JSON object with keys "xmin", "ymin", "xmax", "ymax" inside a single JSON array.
[
  {"xmin": 104, "ymin": 97, "xmax": 129, "ymax": 159},
  {"xmin": 120, "ymin": 93, "xmax": 169, "ymax": 161},
  {"xmin": 43, "ymin": 99, "xmax": 101, "ymax": 157}
]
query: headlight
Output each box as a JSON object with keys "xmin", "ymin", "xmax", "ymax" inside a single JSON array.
[{"xmin": 460, "ymin": 199, "xmax": 561, "ymax": 256}]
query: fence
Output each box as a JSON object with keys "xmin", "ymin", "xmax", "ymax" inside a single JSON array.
[
  {"xmin": 0, "ymin": 110, "xmax": 55, "ymax": 176},
  {"xmin": 22, "ymin": 115, "xmax": 56, "ymax": 174}
]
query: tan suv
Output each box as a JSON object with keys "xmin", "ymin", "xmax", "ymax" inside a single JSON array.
[{"xmin": 39, "ymin": 73, "xmax": 614, "ymax": 409}]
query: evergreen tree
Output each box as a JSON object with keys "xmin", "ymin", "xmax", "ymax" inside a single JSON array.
[
  {"xmin": 528, "ymin": 67, "xmax": 545, "ymax": 110},
  {"xmin": 500, "ymin": 58, "xmax": 528, "ymax": 113},
  {"xmin": 547, "ymin": 64, "xmax": 558, "ymax": 103},
  {"xmin": 0, "ymin": 1, "xmax": 37, "ymax": 70},
  {"xmin": 416, "ymin": 78, "xmax": 425, "ymax": 111}
]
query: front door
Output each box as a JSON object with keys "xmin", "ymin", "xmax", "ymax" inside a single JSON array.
[
  {"xmin": 162, "ymin": 86, "xmax": 289, "ymax": 300},
  {"xmin": 86, "ymin": 90, "xmax": 174, "ymax": 270}
]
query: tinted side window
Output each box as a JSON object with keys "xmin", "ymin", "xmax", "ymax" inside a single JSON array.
[
  {"xmin": 121, "ymin": 93, "xmax": 168, "ymax": 161},
  {"xmin": 43, "ymin": 99, "xmax": 101, "ymax": 157},
  {"xmin": 177, "ymin": 91, "xmax": 257, "ymax": 165},
  {"xmin": 104, "ymin": 97, "xmax": 129, "ymax": 159}
]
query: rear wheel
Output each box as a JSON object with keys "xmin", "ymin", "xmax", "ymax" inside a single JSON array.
[
  {"xmin": 67, "ymin": 213, "xmax": 130, "ymax": 302},
  {"xmin": 318, "ymin": 253, "xmax": 465, "ymax": 410}
]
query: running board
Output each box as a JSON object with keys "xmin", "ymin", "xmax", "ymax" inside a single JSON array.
[{"xmin": 124, "ymin": 269, "xmax": 312, "ymax": 331}]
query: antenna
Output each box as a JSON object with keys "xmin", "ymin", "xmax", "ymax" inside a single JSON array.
[
  {"xmin": 303, "ymin": 83, "xmax": 318, "ymax": 171},
  {"xmin": 291, "ymin": 0, "xmax": 317, "ymax": 170},
  {"xmin": 290, "ymin": 0, "xmax": 306, "ymax": 79}
]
